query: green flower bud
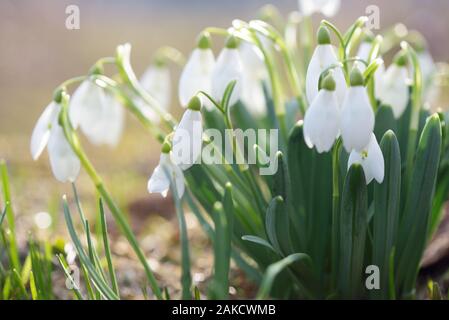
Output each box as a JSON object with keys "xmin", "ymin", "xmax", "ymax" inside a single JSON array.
[
  {"xmin": 53, "ymin": 87, "xmax": 64, "ymax": 104},
  {"xmin": 322, "ymin": 73, "xmax": 336, "ymax": 91},
  {"xmin": 161, "ymin": 140, "xmax": 172, "ymax": 154},
  {"xmin": 225, "ymin": 35, "xmax": 239, "ymax": 49},
  {"xmin": 187, "ymin": 95, "xmax": 202, "ymax": 111},
  {"xmin": 394, "ymin": 50, "xmax": 408, "ymax": 67},
  {"xmin": 317, "ymin": 26, "xmax": 331, "ymax": 45},
  {"xmin": 350, "ymin": 67, "xmax": 365, "ymax": 87},
  {"xmin": 197, "ymin": 32, "xmax": 212, "ymax": 49}
]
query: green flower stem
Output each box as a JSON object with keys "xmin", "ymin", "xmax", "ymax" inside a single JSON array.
[
  {"xmin": 59, "ymin": 93, "xmax": 163, "ymax": 300},
  {"xmin": 331, "ymin": 138, "xmax": 342, "ymax": 289},
  {"xmin": 402, "ymin": 42, "xmax": 423, "ymax": 188},
  {"xmin": 115, "ymin": 44, "xmax": 177, "ymax": 131},
  {"xmin": 154, "ymin": 46, "xmax": 186, "ymax": 67},
  {"xmin": 249, "ymin": 20, "xmax": 306, "ymax": 115}
]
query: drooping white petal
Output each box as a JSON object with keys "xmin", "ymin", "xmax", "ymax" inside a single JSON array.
[
  {"xmin": 147, "ymin": 153, "xmax": 185, "ymax": 198},
  {"xmin": 348, "ymin": 133, "xmax": 384, "ymax": 184},
  {"xmin": 47, "ymin": 124, "xmax": 81, "ymax": 183},
  {"xmin": 374, "ymin": 62, "xmax": 385, "ymax": 99},
  {"xmin": 140, "ymin": 65, "xmax": 171, "ymax": 111},
  {"xmin": 418, "ymin": 51, "xmax": 436, "ymax": 85},
  {"xmin": 303, "ymin": 89, "xmax": 340, "ymax": 153},
  {"xmin": 172, "ymin": 110, "xmax": 203, "ymax": 170},
  {"xmin": 356, "ymin": 42, "xmax": 372, "ymax": 70},
  {"xmin": 134, "ymin": 97, "xmax": 160, "ymax": 123},
  {"xmin": 239, "ymin": 42, "xmax": 268, "ymax": 116},
  {"xmin": 93, "ymin": 95, "xmax": 125, "ymax": 147},
  {"xmin": 211, "ymin": 48, "xmax": 243, "ymax": 107},
  {"xmin": 30, "ymin": 102, "xmax": 60, "ymax": 160},
  {"xmin": 341, "ymin": 86, "xmax": 375, "ymax": 152},
  {"xmin": 378, "ymin": 64, "xmax": 409, "ymax": 118},
  {"xmin": 179, "ymin": 48, "xmax": 215, "ymax": 109},
  {"xmin": 298, "ymin": 0, "xmax": 340, "ymax": 17},
  {"xmin": 306, "ymin": 44, "xmax": 346, "ymax": 106}
]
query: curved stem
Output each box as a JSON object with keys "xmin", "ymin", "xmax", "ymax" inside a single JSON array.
[
  {"xmin": 331, "ymin": 138, "xmax": 342, "ymax": 290},
  {"xmin": 59, "ymin": 93, "xmax": 163, "ymax": 300}
]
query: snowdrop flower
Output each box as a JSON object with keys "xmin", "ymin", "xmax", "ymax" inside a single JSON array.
[
  {"xmin": 340, "ymin": 67, "xmax": 375, "ymax": 152},
  {"xmin": 303, "ymin": 73, "xmax": 340, "ymax": 153},
  {"xmin": 30, "ymin": 100, "xmax": 80, "ymax": 182},
  {"xmin": 140, "ymin": 59, "xmax": 171, "ymax": 111},
  {"xmin": 239, "ymin": 41, "xmax": 268, "ymax": 117},
  {"xmin": 147, "ymin": 142, "xmax": 185, "ymax": 198},
  {"xmin": 417, "ymin": 49, "xmax": 436, "ymax": 87},
  {"xmin": 69, "ymin": 79, "xmax": 124, "ymax": 147},
  {"xmin": 306, "ymin": 27, "xmax": 346, "ymax": 106},
  {"xmin": 298, "ymin": 0, "xmax": 340, "ymax": 17},
  {"xmin": 348, "ymin": 133, "xmax": 384, "ymax": 184},
  {"xmin": 378, "ymin": 52, "xmax": 409, "ymax": 119},
  {"xmin": 172, "ymin": 96, "xmax": 203, "ymax": 170},
  {"xmin": 211, "ymin": 35, "xmax": 243, "ymax": 107},
  {"xmin": 179, "ymin": 33, "xmax": 215, "ymax": 110}
]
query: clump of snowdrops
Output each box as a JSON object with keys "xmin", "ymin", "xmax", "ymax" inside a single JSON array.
[{"xmin": 2, "ymin": 0, "xmax": 449, "ymax": 300}]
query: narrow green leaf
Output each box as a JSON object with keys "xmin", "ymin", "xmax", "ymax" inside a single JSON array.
[
  {"xmin": 241, "ymin": 235, "xmax": 276, "ymax": 253},
  {"xmin": 374, "ymin": 105, "xmax": 397, "ymax": 142},
  {"xmin": 373, "ymin": 130, "xmax": 401, "ymax": 298}
]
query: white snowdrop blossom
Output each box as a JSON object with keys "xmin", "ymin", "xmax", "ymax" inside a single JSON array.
[
  {"xmin": 140, "ymin": 62, "xmax": 171, "ymax": 111},
  {"xmin": 378, "ymin": 54, "xmax": 409, "ymax": 119},
  {"xmin": 239, "ymin": 41, "xmax": 268, "ymax": 117},
  {"xmin": 303, "ymin": 74, "xmax": 340, "ymax": 153},
  {"xmin": 348, "ymin": 133, "xmax": 384, "ymax": 184},
  {"xmin": 172, "ymin": 97, "xmax": 203, "ymax": 170},
  {"xmin": 211, "ymin": 36, "xmax": 243, "ymax": 107},
  {"xmin": 340, "ymin": 68, "xmax": 375, "ymax": 152},
  {"xmin": 179, "ymin": 34, "xmax": 215, "ymax": 110},
  {"xmin": 298, "ymin": 0, "xmax": 340, "ymax": 17},
  {"xmin": 306, "ymin": 27, "xmax": 346, "ymax": 106},
  {"xmin": 418, "ymin": 50, "xmax": 436, "ymax": 87},
  {"xmin": 30, "ymin": 101, "xmax": 80, "ymax": 183},
  {"xmin": 147, "ymin": 147, "xmax": 185, "ymax": 198},
  {"xmin": 69, "ymin": 80, "xmax": 124, "ymax": 147}
]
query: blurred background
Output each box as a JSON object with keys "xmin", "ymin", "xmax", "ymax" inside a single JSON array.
[{"xmin": 0, "ymin": 0, "xmax": 448, "ymax": 298}]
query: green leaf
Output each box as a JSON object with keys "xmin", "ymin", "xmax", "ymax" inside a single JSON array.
[
  {"xmin": 241, "ymin": 235, "xmax": 276, "ymax": 253},
  {"xmin": 339, "ymin": 164, "xmax": 368, "ymax": 298},
  {"xmin": 373, "ymin": 130, "xmax": 401, "ymax": 299},
  {"xmin": 256, "ymin": 253, "xmax": 311, "ymax": 299},
  {"xmin": 396, "ymin": 114, "xmax": 442, "ymax": 296},
  {"xmin": 265, "ymin": 196, "xmax": 292, "ymax": 255},
  {"xmin": 374, "ymin": 105, "xmax": 397, "ymax": 142}
]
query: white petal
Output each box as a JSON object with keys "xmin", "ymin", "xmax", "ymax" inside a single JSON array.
[
  {"xmin": 147, "ymin": 165, "xmax": 169, "ymax": 197},
  {"xmin": 211, "ymin": 48, "xmax": 243, "ymax": 107},
  {"xmin": 134, "ymin": 97, "xmax": 160, "ymax": 123},
  {"xmin": 356, "ymin": 42, "xmax": 372, "ymax": 68},
  {"xmin": 171, "ymin": 161, "xmax": 186, "ymax": 198},
  {"xmin": 179, "ymin": 48, "xmax": 215, "ymax": 109},
  {"xmin": 30, "ymin": 102, "xmax": 60, "ymax": 160},
  {"xmin": 298, "ymin": 0, "xmax": 316, "ymax": 16},
  {"xmin": 69, "ymin": 80, "xmax": 94, "ymax": 129},
  {"xmin": 348, "ymin": 133, "xmax": 384, "ymax": 184},
  {"xmin": 341, "ymin": 86, "xmax": 374, "ymax": 152},
  {"xmin": 172, "ymin": 110, "xmax": 203, "ymax": 170},
  {"xmin": 47, "ymin": 124, "xmax": 80, "ymax": 183},
  {"xmin": 418, "ymin": 51, "xmax": 436, "ymax": 85},
  {"xmin": 141, "ymin": 65, "xmax": 171, "ymax": 111},
  {"xmin": 96, "ymin": 95, "xmax": 125, "ymax": 147},
  {"xmin": 306, "ymin": 45, "xmax": 346, "ymax": 106},
  {"xmin": 303, "ymin": 90, "xmax": 340, "ymax": 152},
  {"xmin": 374, "ymin": 63, "xmax": 385, "ymax": 99},
  {"xmin": 299, "ymin": 0, "xmax": 340, "ymax": 17},
  {"xmin": 320, "ymin": 0, "xmax": 341, "ymax": 17},
  {"xmin": 379, "ymin": 65, "xmax": 409, "ymax": 118}
]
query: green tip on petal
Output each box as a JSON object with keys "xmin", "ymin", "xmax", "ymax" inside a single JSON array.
[
  {"xmin": 361, "ymin": 32, "xmax": 374, "ymax": 43},
  {"xmin": 187, "ymin": 95, "xmax": 202, "ymax": 111},
  {"xmin": 322, "ymin": 73, "xmax": 336, "ymax": 91},
  {"xmin": 197, "ymin": 32, "xmax": 212, "ymax": 49},
  {"xmin": 350, "ymin": 67, "xmax": 365, "ymax": 87},
  {"xmin": 53, "ymin": 87, "xmax": 64, "ymax": 104},
  {"xmin": 317, "ymin": 26, "xmax": 331, "ymax": 45},
  {"xmin": 225, "ymin": 35, "xmax": 239, "ymax": 49},
  {"xmin": 89, "ymin": 64, "xmax": 104, "ymax": 76},
  {"xmin": 154, "ymin": 54, "xmax": 167, "ymax": 67},
  {"xmin": 394, "ymin": 50, "xmax": 408, "ymax": 67},
  {"xmin": 161, "ymin": 141, "xmax": 172, "ymax": 154}
]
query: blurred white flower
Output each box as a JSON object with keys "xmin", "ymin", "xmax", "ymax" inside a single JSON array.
[
  {"xmin": 69, "ymin": 80, "xmax": 124, "ymax": 147},
  {"xmin": 141, "ymin": 62, "xmax": 171, "ymax": 110},
  {"xmin": 147, "ymin": 149, "xmax": 185, "ymax": 198},
  {"xmin": 303, "ymin": 74, "xmax": 340, "ymax": 153},
  {"xmin": 31, "ymin": 102, "xmax": 80, "ymax": 183},
  {"xmin": 179, "ymin": 34, "xmax": 215, "ymax": 110},
  {"xmin": 172, "ymin": 97, "xmax": 203, "ymax": 170},
  {"xmin": 348, "ymin": 133, "xmax": 384, "ymax": 184},
  {"xmin": 378, "ymin": 54, "xmax": 409, "ymax": 119},
  {"xmin": 340, "ymin": 68, "xmax": 374, "ymax": 152},
  {"xmin": 306, "ymin": 27, "xmax": 346, "ymax": 106},
  {"xmin": 211, "ymin": 36, "xmax": 243, "ymax": 107},
  {"xmin": 298, "ymin": 0, "xmax": 340, "ymax": 17},
  {"xmin": 418, "ymin": 50, "xmax": 436, "ymax": 87},
  {"xmin": 34, "ymin": 211, "xmax": 52, "ymax": 230},
  {"xmin": 239, "ymin": 41, "xmax": 268, "ymax": 117}
]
